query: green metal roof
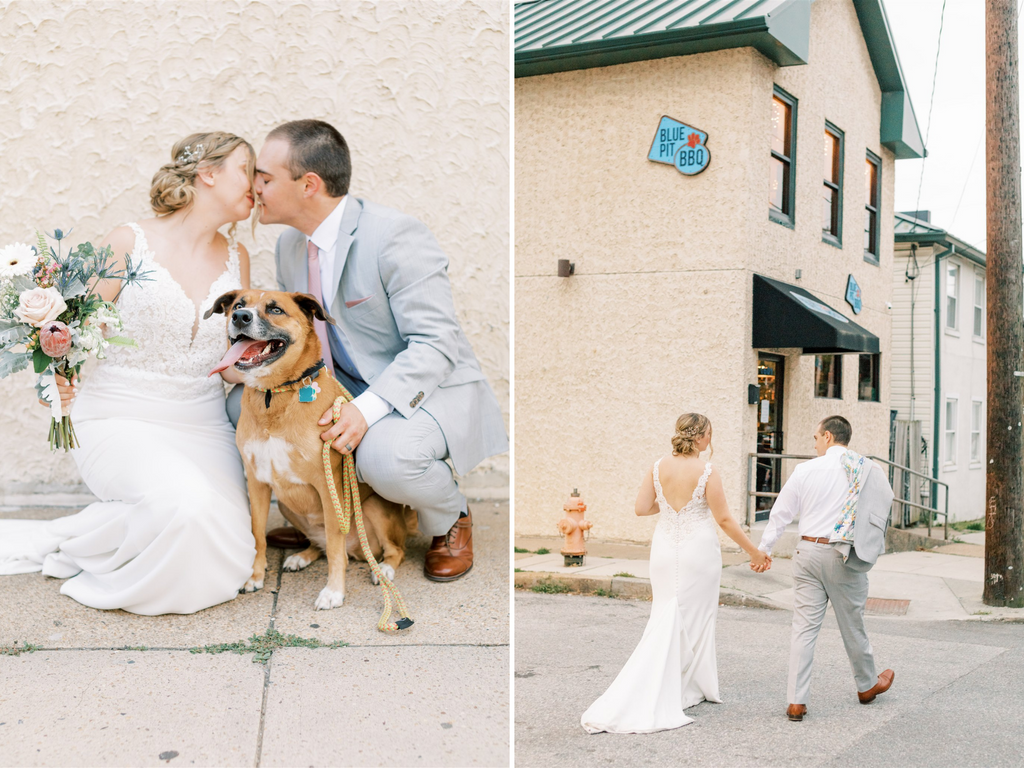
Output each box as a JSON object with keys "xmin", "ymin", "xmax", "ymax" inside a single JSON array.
[
  {"xmin": 515, "ymin": 0, "xmax": 925, "ymax": 160},
  {"xmin": 894, "ymin": 212, "xmax": 986, "ymax": 267}
]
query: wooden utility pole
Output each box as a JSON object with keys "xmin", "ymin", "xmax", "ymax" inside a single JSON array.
[{"xmin": 984, "ymin": 0, "xmax": 1024, "ymax": 607}]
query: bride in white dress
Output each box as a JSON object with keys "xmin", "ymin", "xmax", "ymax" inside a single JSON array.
[
  {"xmin": 0, "ymin": 132, "xmax": 259, "ymax": 615},
  {"xmin": 581, "ymin": 413, "xmax": 772, "ymax": 734}
]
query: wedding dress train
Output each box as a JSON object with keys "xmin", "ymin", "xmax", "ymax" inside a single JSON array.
[
  {"xmin": 0, "ymin": 223, "xmax": 255, "ymax": 615},
  {"xmin": 581, "ymin": 460, "xmax": 722, "ymax": 733}
]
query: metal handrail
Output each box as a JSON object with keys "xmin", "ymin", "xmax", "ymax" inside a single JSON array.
[{"xmin": 745, "ymin": 451, "xmax": 949, "ymax": 540}]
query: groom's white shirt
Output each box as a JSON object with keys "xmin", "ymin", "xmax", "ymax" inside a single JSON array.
[
  {"xmin": 758, "ymin": 445, "xmax": 851, "ymax": 556},
  {"xmin": 306, "ymin": 195, "xmax": 391, "ymax": 428}
]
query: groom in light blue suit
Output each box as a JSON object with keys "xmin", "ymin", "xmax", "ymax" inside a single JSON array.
[{"xmin": 252, "ymin": 119, "xmax": 507, "ymax": 581}]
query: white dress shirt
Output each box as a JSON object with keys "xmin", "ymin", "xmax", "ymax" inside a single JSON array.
[
  {"xmin": 757, "ymin": 445, "xmax": 851, "ymax": 556},
  {"xmin": 306, "ymin": 196, "xmax": 393, "ymax": 428}
]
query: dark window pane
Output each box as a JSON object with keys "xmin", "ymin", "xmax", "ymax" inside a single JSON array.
[
  {"xmin": 815, "ymin": 354, "xmax": 842, "ymax": 399},
  {"xmin": 823, "ymin": 187, "xmax": 833, "ymax": 232},
  {"xmin": 858, "ymin": 353, "xmax": 879, "ymax": 402}
]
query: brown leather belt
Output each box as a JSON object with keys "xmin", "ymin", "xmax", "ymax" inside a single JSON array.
[{"xmin": 801, "ymin": 536, "xmax": 832, "ymax": 544}]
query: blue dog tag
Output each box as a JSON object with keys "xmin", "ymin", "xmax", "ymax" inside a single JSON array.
[{"xmin": 299, "ymin": 381, "xmax": 320, "ymax": 403}]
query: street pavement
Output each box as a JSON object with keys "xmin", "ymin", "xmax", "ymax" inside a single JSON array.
[
  {"xmin": 515, "ymin": 592, "xmax": 1024, "ymax": 768},
  {"xmin": 0, "ymin": 501, "xmax": 510, "ymax": 768}
]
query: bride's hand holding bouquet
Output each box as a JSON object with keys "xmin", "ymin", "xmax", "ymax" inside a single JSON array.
[{"xmin": 0, "ymin": 229, "xmax": 151, "ymax": 450}]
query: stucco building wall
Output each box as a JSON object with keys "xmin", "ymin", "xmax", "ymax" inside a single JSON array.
[
  {"xmin": 0, "ymin": 0, "xmax": 509, "ymax": 498},
  {"xmin": 515, "ymin": 0, "xmax": 896, "ymax": 541}
]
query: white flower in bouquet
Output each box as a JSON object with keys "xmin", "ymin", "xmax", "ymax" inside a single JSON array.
[
  {"xmin": 15, "ymin": 286, "xmax": 67, "ymax": 327},
  {"xmin": 92, "ymin": 303, "xmax": 123, "ymax": 335},
  {"xmin": 0, "ymin": 243, "xmax": 37, "ymax": 279}
]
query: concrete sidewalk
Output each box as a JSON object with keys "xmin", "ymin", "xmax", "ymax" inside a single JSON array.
[
  {"xmin": 515, "ymin": 530, "xmax": 1024, "ymax": 622},
  {"xmin": 0, "ymin": 501, "xmax": 510, "ymax": 768}
]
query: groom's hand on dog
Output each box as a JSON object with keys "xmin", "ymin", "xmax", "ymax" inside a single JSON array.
[{"xmin": 319, "ymin": 402, "xmax": 368, "ymax": 455}]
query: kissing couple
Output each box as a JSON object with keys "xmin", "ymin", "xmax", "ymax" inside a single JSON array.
[
  {"xmin": 581, "ymin": 413, "xmax": 895, "ymax": 733},
  {"xmin": 0, "ymin": 119, "xmax": 507, "ymax": 616}
]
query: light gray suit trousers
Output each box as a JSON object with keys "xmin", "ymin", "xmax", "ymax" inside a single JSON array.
[{"xmin": 789, "ymin": 541, "xmax": 877, "ymax": 704}]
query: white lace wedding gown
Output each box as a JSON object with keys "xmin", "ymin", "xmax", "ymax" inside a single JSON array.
[
  {"xmin": 0, "ymin": 223, "xmax": 256, "ymax": 615},
  {"xmin": 581, "ymin": 460, "xmax": 722, "ymax": 734}
]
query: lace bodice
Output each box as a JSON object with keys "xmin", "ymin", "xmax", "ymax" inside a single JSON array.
[
  {"xmin": 653, "ymin": 459, "xmax": 717, "ymax": 539},
  {"xmin": 89, "ymin": 222, "xmax": 241, "ymax": 399}
]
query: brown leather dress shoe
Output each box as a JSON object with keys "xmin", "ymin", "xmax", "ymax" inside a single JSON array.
[
  {"xmin": 787, "ymin": 704, "xmax": 807, "ymax": 721},
  {"xmin": 858, "ymin": 669, "xmax": 895, "ymax": 703},
  {"xmin": 424, "ymin": 510, "xmax": 473, "ymax": 581},
  {"xmin": 266, "ymin": 526, "xmax": 310, "ymax": 550}
]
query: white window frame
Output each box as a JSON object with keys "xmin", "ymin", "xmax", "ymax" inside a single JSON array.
[
  {"xmin": 973, "ymin": 271, "xmax": 985, "ymax": 339},
  {"xmin": 946, "ymin": 262, "xmax": 960, "ymax": 332},
  {"xmin": 944, "ymin": 396, "xmax": 958, "ymax": 468},
  {"xmin": 971, "ymin": 399, "xmax": 983, "ymax": 464}
]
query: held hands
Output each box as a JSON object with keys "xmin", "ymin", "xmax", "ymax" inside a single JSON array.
[
  {"xmin": 37, "ymin": 372, "xmax": 78, "ymax": 414},
  {"xmin": 749, "ymin": 549, "xmax": 772, "ymax": 573},
  {"xmin": 318, "ymin": 401, "xmax": 367, "ymax": 456}
]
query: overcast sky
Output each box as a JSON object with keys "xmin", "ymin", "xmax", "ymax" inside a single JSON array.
[{"xmin": 886, "ymin": 0, "xmax": 990, "ymax": 251}]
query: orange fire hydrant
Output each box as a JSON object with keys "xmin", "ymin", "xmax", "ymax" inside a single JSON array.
[{"xmin": 557, "ymin": 488, "xmax": 591, "ymax": 567}]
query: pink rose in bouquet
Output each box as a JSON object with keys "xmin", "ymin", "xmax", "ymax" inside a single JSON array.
[
  {"xmin": 15, "ymin": 286, "xmax": 67, "ymax": 327},
  {"xmin": 39, "ymin": 321, "xmax": 72, "ymax": 357}
]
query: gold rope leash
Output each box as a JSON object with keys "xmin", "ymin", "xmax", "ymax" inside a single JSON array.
[{"xmin": 321, "ymin": 381, "xmax": 413, "ymax": 633}]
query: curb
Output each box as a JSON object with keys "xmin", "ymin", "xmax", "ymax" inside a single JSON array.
[{"xmin": 513, "ymin": 571, "xmax": 784, "ymax": 610}]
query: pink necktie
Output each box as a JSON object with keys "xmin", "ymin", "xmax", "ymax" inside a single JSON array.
[{"xmin": 307, "ymin": 240, "xmax": 334, "ymax": 372}]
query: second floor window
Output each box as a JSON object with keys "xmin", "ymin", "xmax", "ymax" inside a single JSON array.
[
  {"xmin": 864, "ymin": 151, "xmax": 881, "ymax": 262},
  {"xmin": 770, "ymin": 87, "xmax": 796, "ymax": 224},
  {"xmin": 947, "ymin": 263, "xmax": 960, "ymax": 330},
  {"xmin": 974, "ymin": 272, "xmax": 985, "ymax": 337},
  {"xmin": 823, "ymin": 124, "xmax": 843, "ymax": 243}
]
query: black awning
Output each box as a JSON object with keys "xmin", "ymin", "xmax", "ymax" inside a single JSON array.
[{"xmin": 752, "ymin": 274, "xmax": 880, "ymax": 354}]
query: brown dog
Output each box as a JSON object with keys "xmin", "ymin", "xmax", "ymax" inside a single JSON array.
[{"xmin": 205, "ymin": 289, "xmax": 414, "ymax": 610}]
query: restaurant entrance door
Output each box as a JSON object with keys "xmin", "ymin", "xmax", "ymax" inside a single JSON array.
[{"xmin": 755, "ymin": 353, "xmax": 785, "ymax": 522}]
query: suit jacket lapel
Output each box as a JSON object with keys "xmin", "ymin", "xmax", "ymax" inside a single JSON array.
[{"xmin": 328, "ymin": 196, "xmax": 361, "ymax": 309}]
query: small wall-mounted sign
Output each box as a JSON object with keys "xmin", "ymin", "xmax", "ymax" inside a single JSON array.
[
  {"xmin": 845, "ymin": 274, "xmax": 863, "ymax": 314},
  {"xmin": 648, "ymin": 115, "xmax": 711, "ymax": 176}
]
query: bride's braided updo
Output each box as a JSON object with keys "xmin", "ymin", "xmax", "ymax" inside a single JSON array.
[
  {"xmin": 149, "ymin": 131, "xmax": 255, "ymax": 216},
  {"xmin": 671, "ymin": 412, "xmax": 712, "ymax": 457}
]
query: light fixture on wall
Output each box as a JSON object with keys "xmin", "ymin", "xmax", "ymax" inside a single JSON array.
[{"xmin": 557, "ymin": 259, "xmax": 575, "ymax": 277}]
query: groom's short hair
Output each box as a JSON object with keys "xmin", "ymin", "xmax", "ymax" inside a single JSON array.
[
  {"xmin": 267, "ymin": 119, "xmax": 351, "ymax": 197},
  {"xmin": 818, "ymin": 415, "xmax": 852, "ymax": 445}
]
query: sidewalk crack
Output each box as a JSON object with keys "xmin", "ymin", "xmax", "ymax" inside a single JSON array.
[{"xmin": 254, "ymin": 548, "xmax": 284, "ymax": 768}]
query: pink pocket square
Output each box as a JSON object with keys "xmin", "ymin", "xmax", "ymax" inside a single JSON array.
[{"xmin": 345, "ymin": 296, "xmax": 372, "ymax": 309}]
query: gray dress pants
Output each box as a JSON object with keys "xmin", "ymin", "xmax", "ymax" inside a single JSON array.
[{"xmin": 788, "ymin": 541, "xmax": 877, "ymax": 704}]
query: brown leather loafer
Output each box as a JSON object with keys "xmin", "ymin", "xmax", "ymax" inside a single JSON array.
[
  {"xmin": 858, "ymin": 669, "xmax": 895, "ymax": 704},
  {"xmin": 787, "ymin": 704, "xmax": 807, "ymax": 721},
  {"xmin": 266, "ymin": 526, "xmax": 310, "ymax": 550},
  {"xmin": 424, "ymin": 510, "xmax": 473, "ymax": 581}
]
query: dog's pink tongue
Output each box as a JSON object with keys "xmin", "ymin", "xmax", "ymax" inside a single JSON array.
[{"xmin": 208, "ymin": 339, "xmax": 265, "ymax": 377}]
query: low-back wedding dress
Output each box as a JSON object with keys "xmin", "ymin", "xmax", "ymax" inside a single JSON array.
[
  {"xmin": 581, "ymin": 460, "xmax": 722, "ymax": 733},
  {"xmin": 0, "ymin": 223, "xmax": 256, "ymax": 615}
]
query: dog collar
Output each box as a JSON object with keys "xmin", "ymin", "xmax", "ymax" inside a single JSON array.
[{"xmin": 253, "ymin": 360, "xmax": 327, "ymax": 408}]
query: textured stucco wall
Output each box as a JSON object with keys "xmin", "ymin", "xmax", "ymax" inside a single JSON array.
[
  {"xmin": 515, "ymin": 0, "xmax": 896, "ymax": 541},
  {"xmin": 0, "ymin": 0, "xmax": 509, "ymax": 497}
]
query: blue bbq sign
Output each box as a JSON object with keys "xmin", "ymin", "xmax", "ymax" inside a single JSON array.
[
  {"xmin": 648, "ymin": 116, "xmax": 711, "ymax": 176},
  {"xmin": 845, "ymin": 274, "xmax": 863, "ymax": 314}
]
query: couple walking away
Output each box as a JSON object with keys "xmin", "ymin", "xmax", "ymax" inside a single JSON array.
[
  {"xmin": 581, "ymin": 414, "xmax": 895, "ymax": 734},
  {"xmin": 0, "ymin": 120, "xmax": 507, "ymax": 616}
]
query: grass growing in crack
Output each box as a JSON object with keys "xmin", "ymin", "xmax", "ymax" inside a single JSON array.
[
  {"xmin": 118, "ymin": 645, "xmax": 148, "ymax": 651},
  {"xmin": 592, "ymin": 588, "xmax": 616, "ymax": 598},
  {"xmin": 190, "ymin": 628, "xmax": 348, "ymax": 664},
  {"xmin": 530, "ymin": 581, "xmax": 570, "ymax": 594},
  {"xmin": 613, "ymin": 572, "xmax": 636, "ymax": 578},
  {"xmin": 0, "ymin": 642, "xmax": 41, "ymax": 656},
  {"xmin": 534, "ymin": 548, "xmax": 551, "ymax": 555},
  {"xmin": 514, "ymin": 568, "xmax": 523, "ymax": 572},
  {"xmin": 513, "ymin": 547, "xmax": 531, "ymax": 553}
]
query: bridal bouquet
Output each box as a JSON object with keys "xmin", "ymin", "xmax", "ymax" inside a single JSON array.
[{"xmin": 0, "ymin": 229, "xmax": 151, "ymax": 451}]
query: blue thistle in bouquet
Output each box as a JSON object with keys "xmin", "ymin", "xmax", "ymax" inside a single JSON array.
[{"xmin": 0, "ymin": 228, "xmax": 153, "ymax": 451}]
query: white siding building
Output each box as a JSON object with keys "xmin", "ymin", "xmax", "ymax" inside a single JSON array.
[{"xmin": 892, "ymin": 212, "xmax": 986, "ymax": 524}]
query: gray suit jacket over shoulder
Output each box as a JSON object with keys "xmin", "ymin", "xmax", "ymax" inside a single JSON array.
[
  {"xmin": 845, "ymin": 459, "xmax": 895, "ymax": 571},
  {"xmin": 275, "ymin": 197, "xmax": 508, "ymax": 475}
]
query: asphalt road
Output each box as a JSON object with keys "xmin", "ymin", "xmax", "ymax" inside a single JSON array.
[{"xmin": 515, "ymin": 592, "xmax": 1024, "ymax": 768}]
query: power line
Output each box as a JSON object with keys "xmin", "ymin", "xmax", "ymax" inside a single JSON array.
[{"xmin": 912, "ymin": 0, "xmax": 950, "ymax": 218}]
